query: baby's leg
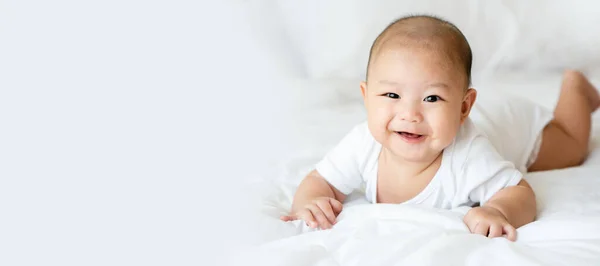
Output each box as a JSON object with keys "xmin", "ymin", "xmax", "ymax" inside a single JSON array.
[{"xmin": 528, "ymin": 70, "xmax": 600, "ymax": 172}]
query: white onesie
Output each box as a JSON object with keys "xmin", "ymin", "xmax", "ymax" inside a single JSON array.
[{"xmin": 314, "ymin": 95, "xmax": 553, "ymax": 209}]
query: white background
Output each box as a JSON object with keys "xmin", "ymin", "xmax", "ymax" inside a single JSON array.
[{"xmin": 0, "ymin": 1, "xmax": 285, "ymax": 264}]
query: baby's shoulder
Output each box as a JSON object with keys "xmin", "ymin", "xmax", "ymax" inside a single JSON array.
[
  {"xmin": 446, "ymin": 118, "xmax": 498, "ymax": 165},
  {"xmin": 344, "ymin": 121, "xmax": 377, "ymax": 144},
  {"xmin": 330, "ymin": 121, "xmax": 379, "ymax": 155},
  {"xmin": 345, "ymin": 121, "xmax": 380, "ymax": 165},
  {"xmin": 354, "ymin": 120, "xmax": 380, "ymax": 148}
]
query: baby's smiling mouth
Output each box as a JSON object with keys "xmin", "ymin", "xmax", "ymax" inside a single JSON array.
[
  {"xmin": 396, "ymin": 131, "xmax": 425, "ymax": 141},
  {"xmin": 397, "ymin": 131, "xmax": 421, "ymax": 137}
]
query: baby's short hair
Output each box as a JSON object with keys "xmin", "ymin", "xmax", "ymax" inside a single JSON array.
[{"xmin": 366, "ymin": 15, "xmax": 473, "ymax": 87}]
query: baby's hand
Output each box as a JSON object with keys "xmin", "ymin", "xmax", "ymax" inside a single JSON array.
[
  {"xmin": 280, "ymin": 197, "xmax": 343, "ymax": 230},
  {"xmin": 463, "ymin": 206, "xmax": 517, "ymax": 241}
]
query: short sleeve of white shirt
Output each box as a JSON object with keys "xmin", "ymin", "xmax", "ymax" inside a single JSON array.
[
  {"xmin": 454, "ymin": 122, "xmax": 523, "ymax": 206},
  {"xmin": 315, "ymin": 123, "xmax": 370, "ymax": 195}
]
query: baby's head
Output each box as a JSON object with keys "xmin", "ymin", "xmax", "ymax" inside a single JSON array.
[{"xmin": 360, "ymin": 15, "xmax": 476, "ymax": 163}]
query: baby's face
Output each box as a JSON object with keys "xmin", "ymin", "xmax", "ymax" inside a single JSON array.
[{"xmin": 361, "ymin": 46, "xmax": 474, "ymax": 163}]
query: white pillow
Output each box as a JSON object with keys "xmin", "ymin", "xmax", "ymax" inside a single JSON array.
[
  {"xmin": 275, "ymin": 0, "xmax": 600, "ymax": 80},
  {"xmin": 275, "ymin": 0, "xmax": 515, "ymax": 79},
  {"xmin": 493, "ymin": 0, "xmax": 600, "ymax": 72}
]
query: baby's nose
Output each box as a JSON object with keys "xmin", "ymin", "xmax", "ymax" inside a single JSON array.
[{"xmin": 399, "ymin": 105, "xmax": 423, "ymax": 123}]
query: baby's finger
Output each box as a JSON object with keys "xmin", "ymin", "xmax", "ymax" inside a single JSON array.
[
  {"xmin": 503, "ymin": 224, "xmax": 517, "ymax": 242},
  {"xmin": 307, "ymin": 205, "xmax": 332, "ymax": 229},
  {"xmin": 488, "ymin": 224, "xmax": 503, "ymax": 238},
  {"xmin": 297, "ymin": 209, "xmax": 317, "ymax": 228},
  {"xmin": 463, "ymin": 217, "xmax": 478, "ymax": 233},
  {"xmin": 315, "ymin": 200, "xmax": 337, "ymax": 225},
  {"xmin": 463, "ymin": 211, "xmax": 480, "ymax": 233},
  {"xmin": 329, "ymin": 198, "xmax": 344, "ymax": 215},
  {"xmin": 474, "ymin": 222, "xmax": 490, "ymax": 237},
  {"xmin": 279, "ymin": 215, "xmax": 297, "ymax": 222}
]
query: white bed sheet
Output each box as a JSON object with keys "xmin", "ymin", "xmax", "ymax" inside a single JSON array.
[{"xmin": 233, "ymin": 72, "xmax": 600, "ymax": 266}]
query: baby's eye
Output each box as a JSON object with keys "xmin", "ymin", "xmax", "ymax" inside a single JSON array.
[
  {"xmin": 384, "ymin": 93, "xmax": 400, "ymax": 99},
  {"xmin": 423, "ymin": 95, "xmax": 441, "ymax": 102}
]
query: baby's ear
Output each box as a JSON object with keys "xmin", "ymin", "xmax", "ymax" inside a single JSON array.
[
  {"xmin": 460, "ymin": 88, "xmax": 477, "ymax": 123},
  {"xmin": 360, "ymin": 81, "xmax": 368, "ymax": 105}
]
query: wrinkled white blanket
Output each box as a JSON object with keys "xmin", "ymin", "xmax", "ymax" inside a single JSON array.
[
  {"xmin": 233, "ymin": 124, "xmax": 600, "ymax": 265},
  {"xmin": 234, "ymin": 166, "xmax": 600, "ymax": 266}
]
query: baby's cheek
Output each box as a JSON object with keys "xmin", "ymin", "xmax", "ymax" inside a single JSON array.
[
  {"xmin": 431, "ymin": 114, "xmax": 460, "ymax": 141},
  {"xmin": 371, "ymin": 102, "xmax": 393, "ymax": 116},
  {"xmin": 369, "ymin": 106, "xmax": 394, "ymax": 126},
  {"xmin": 367, "ymin": 118, "xmax": 388, "ymax": 143}
]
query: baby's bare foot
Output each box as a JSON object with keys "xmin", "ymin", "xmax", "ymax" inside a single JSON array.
[{"xmin": 563, "ymin": 70, "xmax": 600, "ymax": 112}]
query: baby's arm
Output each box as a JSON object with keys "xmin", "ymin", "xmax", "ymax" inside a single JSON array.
[
  {"xmin": 464, "ymin": 178, "xmax": 536, "ymax": 241},
  {"xmin": 484, "ymin": 179, "xmax": 536, "ymax": 228},
  {"xmin": 290, "ymin": 169, "xmax": 347, "ymax": 213},
  {"xmin": 282, "ymin": 123, "xmax": 368, "ymax": 229},
  {"xmin": 461, "ymin": 135, "xmax": 537, "ymax": 241},
  {"xmin": 280, "ymin": 170, "xmax": 347, "ymax": 229}
]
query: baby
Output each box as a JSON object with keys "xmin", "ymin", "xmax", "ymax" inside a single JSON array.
[{"xmin": 281, "ymin": 15, "xmax": 599, "ymax": 241}]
